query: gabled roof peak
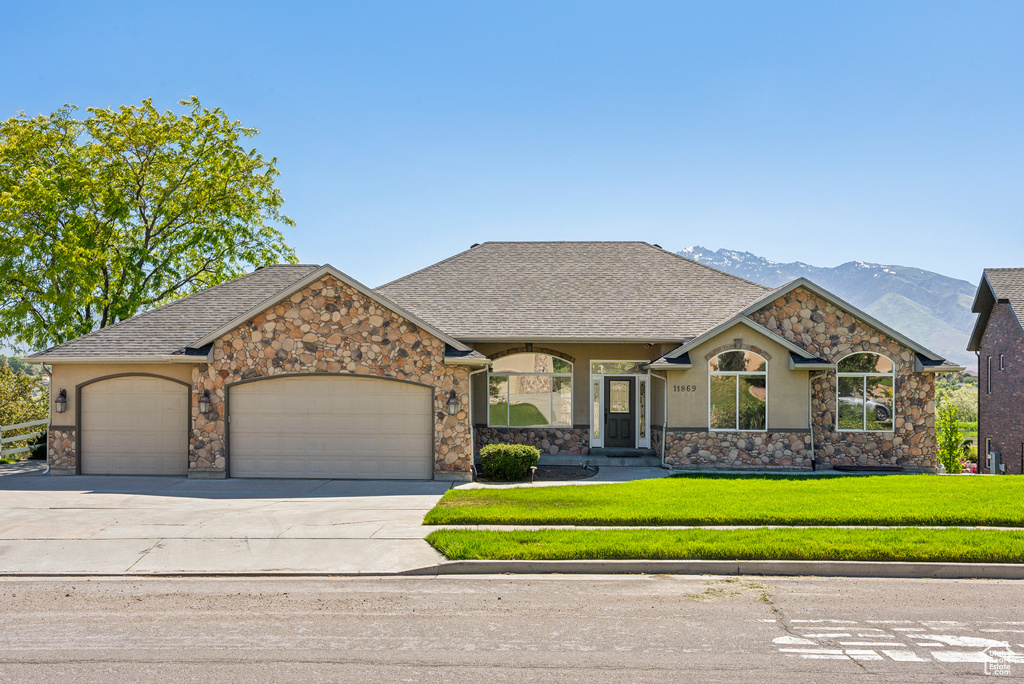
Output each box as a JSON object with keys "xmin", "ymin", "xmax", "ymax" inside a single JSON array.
[{"xmin": 969, "ymin": 268, "xmax": 1024, "ymax": 351}]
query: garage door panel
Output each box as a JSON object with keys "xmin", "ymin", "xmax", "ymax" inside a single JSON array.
[
  {"xmin": 230, "ymin": 376, "xmax": 432, "ymax": 479},
  {"xmin": 81, "ymin": 377, "xmax": 188, "ymax": 476}
]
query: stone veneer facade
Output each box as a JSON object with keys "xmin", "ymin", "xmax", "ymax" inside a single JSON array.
[
  {"xmin": 46, "ymin": 427, "xmax": 76, "ymax": 473},
  {"xmin": 666, "ymin": 286, "xmax": 937, "ymax": 471},
  {"xmin": 189, "ymin": 274, "xmax": 473, "ymax": 479},
  {"xmin": 474, "ymin": 425, "xmax": 590, "ymax": 455},
  {"xmin": 665, "ymin": 431, "xmax": 812, "ymax": 468}
]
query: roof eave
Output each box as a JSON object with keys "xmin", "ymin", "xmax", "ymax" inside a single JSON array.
[
  {"xmin": 917, "ymin": 364, "xmax": 967, "ymax": 374},
  {"xmin": 914, "ymin": 353, "xmax": 965, "ymax": 374},
  {"xmin": 789, "ymin": 361, "xmax": 834, "ymax": 371},
  {"xmin": 970, "ymin": 272, "xmax": 997, "ymax": 313},
  {"xmin": 443, "ymin": 357, "xmax": 490, "ymax": 368},
  {"xmin": 21, "ymin": 354, "xmax": 210, "ymax": 365},
  {"xmin": 459, "ymin": 336, "xmax": 685, "ymax": 344}
]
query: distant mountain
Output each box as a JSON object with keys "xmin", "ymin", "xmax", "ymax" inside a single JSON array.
[{"xmin": 679, "ymin": 246, "xmax": 977, "ymax": 368}]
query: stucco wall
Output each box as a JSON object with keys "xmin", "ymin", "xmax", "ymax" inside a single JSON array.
[
  {"xmin": 46, "ymin": 363, "xmax": 195, "ymax": 473},
  {"xmin": 49, "ymin": 363, "xmax": 194, "ymax": 422},
  {"xmin": 664, "ymin": 323, "xmax": 810, "ymax": 430},
  {"xmin": 468, "ymin": 342, "xmax": 672, "ymax": 454},
  {"xmin": 469, "ymin": 342, "xmax": 673, "ymax": 426}
]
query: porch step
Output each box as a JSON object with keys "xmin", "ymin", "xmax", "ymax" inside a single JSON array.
[
  {"xmin": 538, "ymin": 454, "xmax": 663, "ymax": 468},
  {"xmin": 589, "ymin": 447, "xmax": 657, "ymax": 458}
]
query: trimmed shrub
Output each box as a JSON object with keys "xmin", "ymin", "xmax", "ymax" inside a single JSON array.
[{"xmin": 479, "ymin": 444, "xmax": 541, "ymax": 481}]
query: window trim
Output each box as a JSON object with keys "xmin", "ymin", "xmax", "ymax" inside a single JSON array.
[
  {"xmin": 987, "ymin": 356, "xmax": 992, "ymax": 394},
  {"xmin": 487, "ymin": 353, "xmax": 573, "ymax": 429},
  {"xmin": 707, "ymin": 350, "xmax": 768, "ymax": 433},
  {"xmin": 836, "ymin": 352, "xmax": 896, "ymax": 433},
  {"xmin": 999, "ymin": 354, "xmax": 1005, "ymax": 371}
]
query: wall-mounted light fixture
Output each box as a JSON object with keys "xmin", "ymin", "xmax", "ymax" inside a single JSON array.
[
  {"xmin": 446, "ymin": 390, "xmax": 459, "ymax": 416},
  {"xmin": 198, "ymin": 389, "xmax": 212, "ymax": 414},
  {"xmin": 54, "ymin": 389, "xmax": 67, "ymax": 414}
]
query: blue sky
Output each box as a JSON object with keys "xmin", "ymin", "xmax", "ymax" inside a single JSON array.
[{"xmin": 1, "ymin": 0, "xmax": 1021, "ymax": 289}]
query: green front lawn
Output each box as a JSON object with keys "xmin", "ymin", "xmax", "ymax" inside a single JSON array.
[
  {"xmin": 424, "ymin": 474, "xmax": 1024, "ymax": 527},
  {"xmin": 426, "ymin": 528, "xmax": 1024, "ymax": 563}
]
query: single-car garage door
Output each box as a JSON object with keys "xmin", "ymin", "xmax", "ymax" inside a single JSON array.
[
  {"xmin": 228, "ymin": 376, "xmax": 433, "ymax": 479},
  {"xmin": 81, "ymin": 376, "xmax": 189, "ymax": 475}
]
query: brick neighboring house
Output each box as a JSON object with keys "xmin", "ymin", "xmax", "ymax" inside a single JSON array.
[
  {"xmin": 27, "ymin": 242, "xmax": 962, "ymax": 480},
  {"xmin": 969, "ymin": 268, "xmax": 1024, "ymax": 475}
]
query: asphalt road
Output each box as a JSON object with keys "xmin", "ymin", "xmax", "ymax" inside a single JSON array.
[{"xmin": 0, "ymin": 575, "xmax": 1021, "ymax": 682}]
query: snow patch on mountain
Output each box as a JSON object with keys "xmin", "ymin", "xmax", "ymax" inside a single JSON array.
[{"xmin": 678, "ymin": 246, "xmax": 977, "ymax": 368}]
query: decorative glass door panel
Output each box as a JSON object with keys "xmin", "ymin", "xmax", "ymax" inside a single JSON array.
[{"xmin": 604, "ymin": 377, "xmax": 635, "ymax": 448}]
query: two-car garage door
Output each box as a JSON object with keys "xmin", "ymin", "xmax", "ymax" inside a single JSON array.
[
  {"xmin": 78, "ymin": 374, "xmax": 434, "ymax": 479},
  {"xmin": 228, "ymin": 376, "xmax": 433, "ymax": 479}
]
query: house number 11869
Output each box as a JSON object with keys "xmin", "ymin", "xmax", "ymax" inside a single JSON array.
[{"xmin": 673, "ymin": 385, "xmax": 697, "ymax": 393}]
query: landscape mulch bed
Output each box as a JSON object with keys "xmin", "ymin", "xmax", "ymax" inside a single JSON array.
[{"xmin": 475, "ymin": 465, "xmax": 597, "ymax": 484}]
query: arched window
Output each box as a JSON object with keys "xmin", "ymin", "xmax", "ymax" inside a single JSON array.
[
  {"xmin": 488, "ymin": 353, "xmax": 572, "ymax": 427},
  {"xmin": 709, "ymin": 350, "xmax": 767, "ymax": 431},
  {"xmin": 837, "ymin": 352, "xmax": 895, "ymax": 431}
]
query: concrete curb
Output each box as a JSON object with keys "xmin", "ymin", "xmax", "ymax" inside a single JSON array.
[
  {"xmin": 427, "ymin": 559, "xmax": 1024, "ymax": 579},
  {"xmin": 1, "ymin": 560, "xmax": 1022, "ymax": 579}
]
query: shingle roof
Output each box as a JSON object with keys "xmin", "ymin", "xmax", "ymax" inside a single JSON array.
[
  {"xmin": 986, "ymin": 268, "xmax": 1024, "ymax": 315},
  {"xmin": 375, "ymin": 242, "xmax": 771, "ymax": 341},
  {"xmin": 27, "ymin": 265, "xmax": 319, "ymax": 360},
  {"xmin": 968, "ymin": 268, "xmax": 1024, "ymax": 351}
]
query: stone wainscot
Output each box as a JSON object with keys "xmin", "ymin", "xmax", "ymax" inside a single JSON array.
[{"xmin": 474, "ymin": 425, "xmax": 590, "ymax": 455}]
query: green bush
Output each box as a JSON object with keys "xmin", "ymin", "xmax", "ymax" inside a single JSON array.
[
  {"xmin": 479, "ymin": 444, "xmax": 541, "ymax": 481},
  {"xmin": 936, "ymin": 405, "xmax": 970, "ymax": 474},
  {"xmin": 27, "ymin": 431, "xmax": 46, "ymax": 460}
]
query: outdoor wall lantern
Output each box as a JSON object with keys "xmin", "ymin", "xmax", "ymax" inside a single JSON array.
[
  {"xmin": 198, "ymin": 389, "xmax": 212, "ymax": 414},
  {"xmin": 54, "ymin": 389, "xmax": 67, "ymax": 414},
  {"xmin": 446, "ymin": 390, "xmax": 459, "ymax": 416}
]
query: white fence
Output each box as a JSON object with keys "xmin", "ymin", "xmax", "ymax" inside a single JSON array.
[{"xmin": 0, "ymin": 418, "xmax": 48, "ymax": 459}]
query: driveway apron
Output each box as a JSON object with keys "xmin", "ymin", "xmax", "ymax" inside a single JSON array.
[{"xmin": 0, "ymin": 463, "xmax": 451, "ymax": 574}]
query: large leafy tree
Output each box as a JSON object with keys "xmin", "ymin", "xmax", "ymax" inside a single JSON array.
[
  {"xmin": 0, "ymin": 360, "xmax": 47, "ymax": 453},
  {"xmin": 0, "ymin": 97, "xmax": 297, "ymax": 351}
]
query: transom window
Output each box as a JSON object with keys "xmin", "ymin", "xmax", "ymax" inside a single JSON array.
[
  {"xmin": 488, "ymin": 353, "xmax": 572, "ymax": 427},
  {"xmin": 837, "ymin": 352, "xmax": 895, "ymax": 432},
  {"xmin": 590, "ymin": 361, "xmax": 646, "ymax": 375},
  {"xmin": 709, "ymin": 350, "xmax": 767, "ymax": 432}
]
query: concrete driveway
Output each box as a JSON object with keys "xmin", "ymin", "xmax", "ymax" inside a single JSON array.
[{"xmin": 0, "ymin": 462, "xmax": 452, "ymax": 575}]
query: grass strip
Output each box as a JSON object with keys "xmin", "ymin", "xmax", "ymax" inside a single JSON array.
[
  {"xmin": 424, "ymin": 474, "xmax": 1024, "ymax": 527},
  {"xmin": 426, "ymin": 528, "xmax": 1024, "ymax": 563}
]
